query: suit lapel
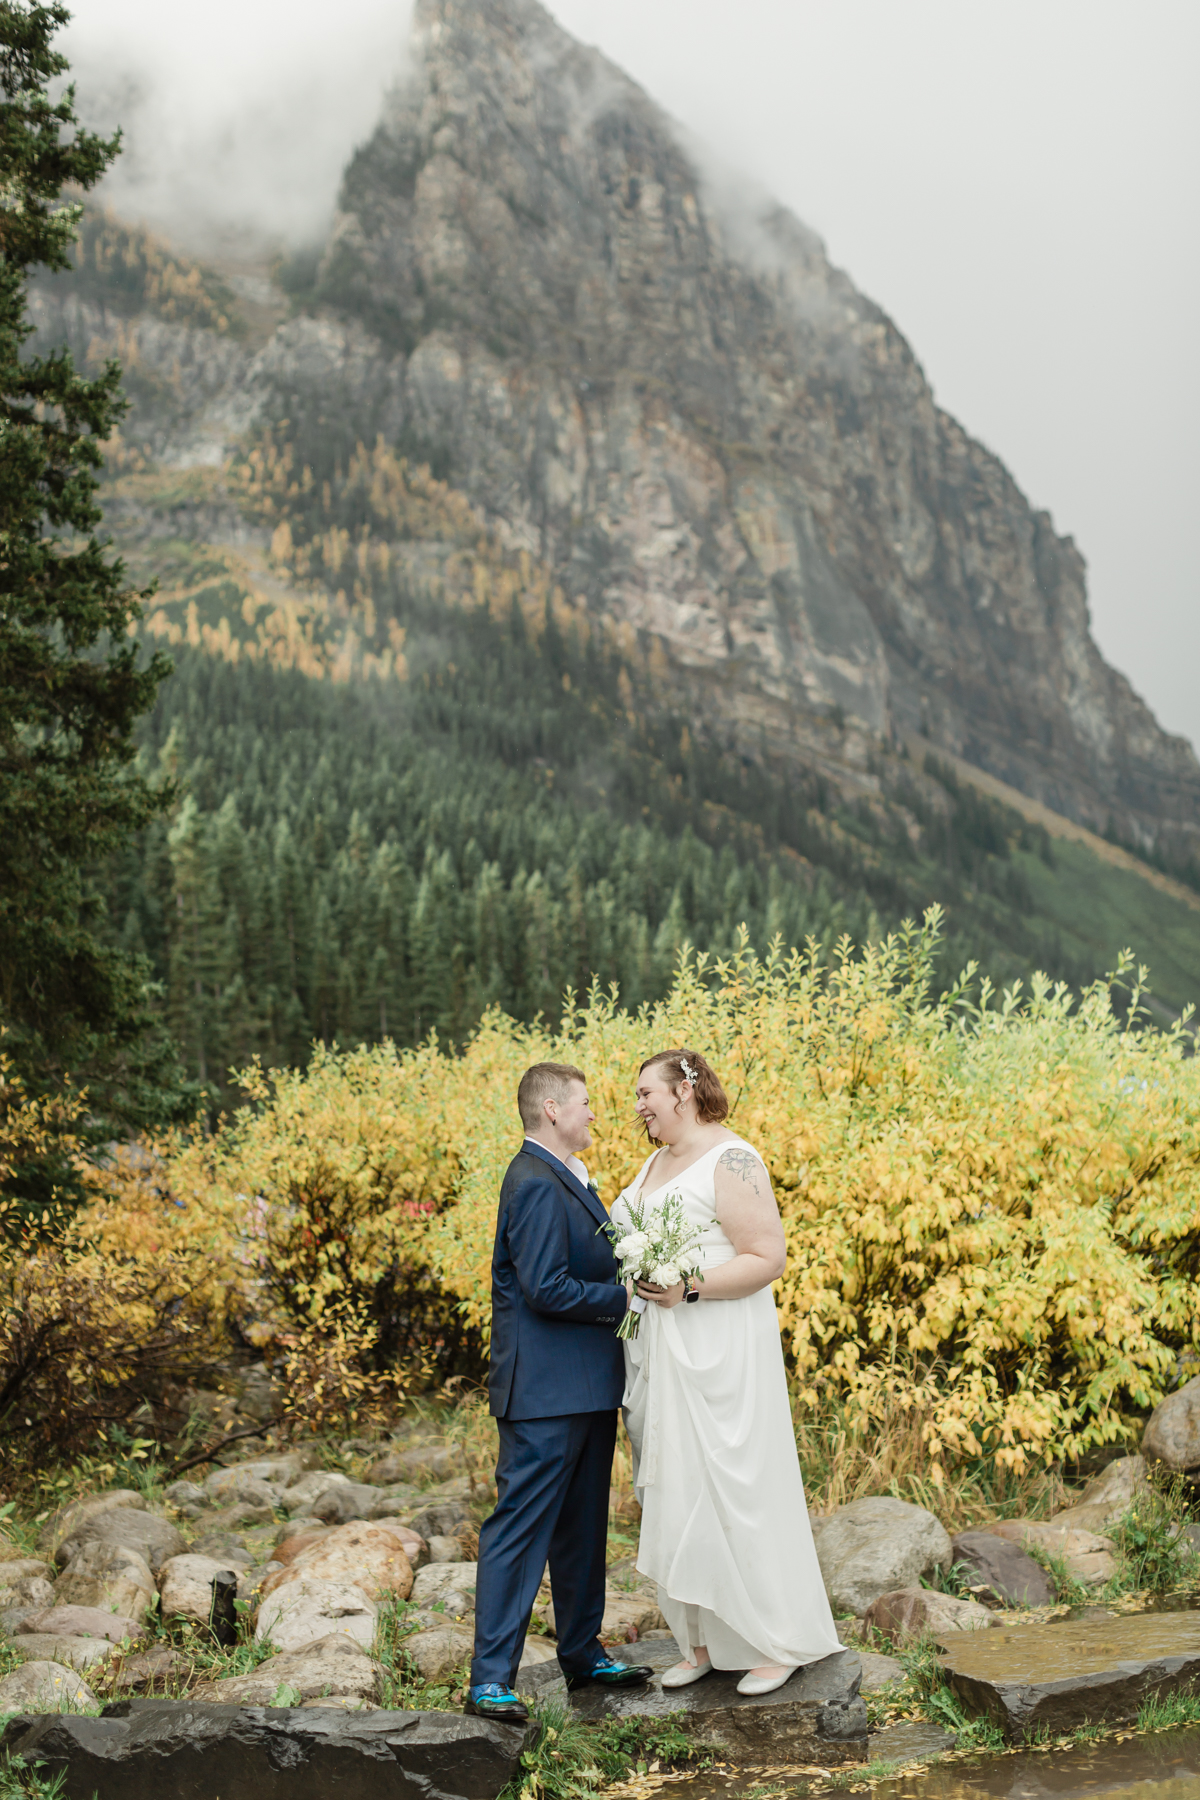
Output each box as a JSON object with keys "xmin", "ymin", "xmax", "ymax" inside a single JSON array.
[{"xmin": 522, "ymin": 1140, "xmax": 610, "ymax": 1231}]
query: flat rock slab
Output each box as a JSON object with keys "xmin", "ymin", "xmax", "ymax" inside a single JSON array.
[
  {"xmin": 0, "ymin": 1700, "xmax": 530, "ymax": 1800},
  {"xmin": 867, "ymin": 1720, "xmax": 957, "ymax": 1764},
  {"xmin": 524, "ymin": 1638, "xmax": 866, "ymax": 1766},
  {"xmin": 942, "ymin": 1608, "xmax": 1200, "ymax": 1739}
]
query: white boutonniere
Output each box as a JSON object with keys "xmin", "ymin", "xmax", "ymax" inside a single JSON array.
[{"xmin": 588, "ymin": 1176, "xmax": 601, "ymax": 1197}]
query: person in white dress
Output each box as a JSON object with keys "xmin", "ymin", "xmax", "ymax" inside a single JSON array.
[{"xmin": 612, "ymin": 1048, "xmax": 840, "ymax": 1697}]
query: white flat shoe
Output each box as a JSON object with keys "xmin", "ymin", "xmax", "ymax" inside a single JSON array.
[
  {"xmin": 661, "ymin": 1657, "xmax": 714, "ymax": 1689},
  {"xmin": 736, "ymin": 1664, "xmax": 798, "ymax": 1696}
]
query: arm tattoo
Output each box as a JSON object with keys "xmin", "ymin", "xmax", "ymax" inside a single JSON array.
[{"xmin": 718, "ymin": 1148, "xmax": 763, "ymax": 1188}]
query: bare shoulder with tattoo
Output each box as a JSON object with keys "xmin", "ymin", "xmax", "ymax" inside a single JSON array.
[{"xmin": 716, "ymin": 1146, "xmax": 766, "ymax": 1188}]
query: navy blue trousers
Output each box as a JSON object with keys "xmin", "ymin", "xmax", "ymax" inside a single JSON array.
[{"xmin": 470, "ymin": 1408, "xmax": 616, "ymax": 1689}]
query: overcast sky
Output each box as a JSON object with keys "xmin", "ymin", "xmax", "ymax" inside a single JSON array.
[{"xmin": 65, "ymin": 0, "xmax": 1200, "ymax": 753}]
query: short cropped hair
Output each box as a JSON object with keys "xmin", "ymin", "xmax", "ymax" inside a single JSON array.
[{"xmin": 517, "ymin": 1062, "xmax": 587, "ymax": 1131}]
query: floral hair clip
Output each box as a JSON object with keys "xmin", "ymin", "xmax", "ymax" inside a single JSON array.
[{"xmin": 680, "ymin": 1056, "xmax": 697, "ymax": 1086}]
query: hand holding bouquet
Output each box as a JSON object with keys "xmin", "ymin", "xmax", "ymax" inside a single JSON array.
[{"xmin": 602, "ymin": 1192, "xmax": 704, "ymax": 1340}]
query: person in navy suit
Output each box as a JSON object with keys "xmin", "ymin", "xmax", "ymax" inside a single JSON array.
[{"xmin": 466, "ymin": 1062, "xmax": 653, "ymax": 1720}]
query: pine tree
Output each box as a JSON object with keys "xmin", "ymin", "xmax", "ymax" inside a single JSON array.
[{"xmin": 0, "ymin": 4, "xmax": 186, "ymax": 1180}]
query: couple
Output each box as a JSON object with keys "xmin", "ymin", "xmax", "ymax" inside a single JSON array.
[{"xmin": 465, "ymin": 1051, "xmax": 838, "ymax": 1722}]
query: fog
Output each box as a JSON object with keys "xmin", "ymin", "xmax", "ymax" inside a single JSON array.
[{"xmin": 64, "ymin": 0, "xmax": 1200, "ymax": 753}]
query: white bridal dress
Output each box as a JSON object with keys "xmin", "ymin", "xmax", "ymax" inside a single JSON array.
[{"xmin": 613, "ymin": 1138, "xmax": 840, "ymax": 1671}]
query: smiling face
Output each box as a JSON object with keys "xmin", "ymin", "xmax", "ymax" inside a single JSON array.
[
  {"xmin": 545, "ymin": 1079, "xmax": 595, "ymax": 1154},
  {"xmin": 634, "ymin": 1064, "xmax": 691, "ymax": 1144}
]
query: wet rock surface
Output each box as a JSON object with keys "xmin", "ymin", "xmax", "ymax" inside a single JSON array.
[
  {"xmin": 0, "ymin": 1701, "xmax": 531, "ymax": 1800},
  {"xmin": 941, "ymin": 1608, "xmax": 1200, "ymax": 1738},
  {"xmin": 524, "ymin": 1637, "xmax": 867, "ymax": 1766}
]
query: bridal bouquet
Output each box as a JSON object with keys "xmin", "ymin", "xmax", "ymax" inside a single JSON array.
[{"xmin": 602, "ymin": 1192, "xmax": 704, "ymax": 1340}]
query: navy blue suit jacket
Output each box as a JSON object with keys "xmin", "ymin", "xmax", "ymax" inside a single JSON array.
[{"xmin": 487, "ymin": 1141, "xmax": 626, "ymax": 1420}]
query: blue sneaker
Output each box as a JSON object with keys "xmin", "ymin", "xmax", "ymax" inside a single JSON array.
[
  {"xmin": 564, "ymin": 1654, "xmax": 653, "ymax": 1691},
  {"xmin": 464, "ymin": 1683, "xmax": 530, "ymax": 1721}
]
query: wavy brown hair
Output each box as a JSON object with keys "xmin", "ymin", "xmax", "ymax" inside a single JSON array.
[{"xmin": 638, "ymin": 1048, "xmax": 729, "ymax": 1125}]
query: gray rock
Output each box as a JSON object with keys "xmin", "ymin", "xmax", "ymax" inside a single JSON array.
[
  {"xmin": 0, "ymin": 1557, "xmax": 54, "ymax": 1584},
  {"xmin": 409, "ymin": 1562, "xmax": 477, "ymax": 1618},
  {"xmin": 951, "ymin": 1530, "xmax": 1056, "ymax": 1607},
  {"xmin": 814, "ymin": 1497, "xmax": 952, "ymax": 1615},
  {"xmin": 17, "ymin": 1606, "xmax": 147, "ymax": 1647},
  {"xmin": 0, "ymin": 1659, "xmax": 98, "ymax": 1713},
  {"xmin": 868, "ymin": 1720, "xmax": 957, "ymax": 1762},
  {"xmin": 367, "ymin": 1444, "xmax": 461, "ymax": 1486},
  {"xmin": 9, "ymin": 1635, "xmax": 116, "ymax": 1673},
  {"xmin": 190, "ymin": 1535, "xmax": 253, "ymax": 1568},
  {"xmin": 403, "ymin": 1625, "xmax": 475, "ymax": 1683},
  {"xmin": 103, "ymin": 1645, "xmax": 190, "ymax": 1697},
  {"xmin": 427, "ymin": 1535, "xmax": 465, "ymax": 1564},
  {"xmin": 54, "ymin": 1542, "xmax": 156, "ymax": 1621},
  {"xmin": 942, "ymin": 1608, "xmax": 1200, "ymax": 1739},
  {"xmin": 203, "ymin": 1469, "xmax": 284, "ymax": 1509},
  {"xmin": 158, "ymin": 1554, "xmax": 239, "ymax": 1643},
  {"xmin": 0, "ymin": 1699, "xmax": 531, "ymax": 1799},
  {"xmin": 1144, "ymin": 1377, "xmax": 1200, "ymax": 1471},
  {"xmin": 39, "ymin": 1490, "xmax": 145, "ymax": 1560},
  {"xmin": 863, "ymin": 1588, "xmax": 999, "ymax": 1644},
  {"xmin": 56, "ymin": 1507, "xmax": 186, "ymax": 1576},
  {"xmin": 988, "ymin": 1520, "xmax": 1116, "ymax": 1586},
  {"xmin": 239, "ymin": 1562, "xmax": 284, "ymax": 1606},
  {"xmin": 525, "ymin": 1637, "xmax": 866, "ymax": 1765},
  {"xmin": 255, "ymin": 1577, "xmax": 377, "ymax": 1653},
  {"xmin": 193, "ymin": 1633, "xmax": 381, "ymax": 1705},
  {"xmin": 409, "ymin": 1500, "xmax": 471, "ymax": 1542},
  {"xmin": 0, "ymin": 1574, "xmax": 54, "ymax": 1609},
  {"xmin": 282, "ymin": 1472, "xmax": 382, "ymax": 1525},
  {"xmin": 858, "ymin": 1652, "xmax": 905, "ymax": 1694},
  {"xmin": 162, "ymin": 1481, "xmax": 209, "ymax": 1511}
]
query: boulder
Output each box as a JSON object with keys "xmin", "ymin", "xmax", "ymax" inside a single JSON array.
[
  {"xmin": 813, "ymin": 1497, "xmax": 952, "ymax": 1615},
  {"xmin": 54, "ymin": 1541, "xmax": 155, "ymax": 1620},
  {"xmin": 366, "ymin": 1444, "xmax": 460, "ymax": 1485},
  {"xmin": 191, "ymin": 1533, "xmax": 253, "ymax": 1566},
  {"xmin": 410, "ymin": 1499, "xmax": 471, "ymax": 1541},
  {"xmin": 409, "ymin": 1562, "xmax": 477, "ymax": 1619},
  {"xmin": 17, "ymin": 1605, "xmax": 147, "ymax": 1646},
  {"xmin": 404, "ymin": 1625, "xmax": 475, "ymax": 1683},
  {"xmin": 1144, "ymin": 1377, "xmax": 1200, "ymax": 1472},
  {"xmin": 214, "ymin": 1452, "xmax": 314, "ymax": 1488},
  {"xmin": 858, "ymin": 1651, "xmax": 905, "ymax": 1693},
  {"xmin": 276, "ymin": 1526, "xmax": 330, "ymax": 1562},
  {"xmin": 9, "ymin": 1634, "xmax": 116, "ymax": 1672},
  {"xmin": 38, "ymin": 1489, "xmax": 144, "ymax": 1560},
  {"xmin": 158, "ymin": 1553, "xmax": 240, "ymax": 1640},
  {"xmin": 0, "ymin": 1573, "xmax": 54, "ymax": 1609},
  {"xmin": 56, "ymin": 1505, "xmax": 185, "ymax": 1575},
  {"xmin": 863, "ymin": 1587, "xmax": 1000, "ymax": 1644},
  {"xmin": 0, "ymin": 1557, "xmax": 54, "ymax": 1583},
  {"xmin": 951, "ymin": 1530, "xmax": 1056, "ymax": 1607},
  {"xmin": 0, "ymin": 1700, "xmax": 531, "ymax": 1800},
  {"xmin": 103, "ymin": 1645, "xmax": 190, "ymax": 1696},
  {"xmin": 0, "ymin": 1660, "xmax": 98, "ymax": 1713},
  {"xmin": 239, "ymin": 1562, "xmax": 284, "ymax": 1606},
  {"xmin": 203, "ymin": 1469, "xmax": 284, "ymax": 1509},
  {"xmin": 1051, "ymin": 1456, "xmax": 1150, "ymax": 1534},
  {"xmin": 162, "ymin": 1479, "xmax": 209, "ymax": 1510},
  {"xmin": 428, "ymin": 1535, "xmax": 465, "ymax": 1563},
  {"xmin": 255, "ymin": 1577, "xmax": 378, "ymax": 1653},
  {"xmin": 282, "ymin": 1471, "xmax": 381, "ymax": 1524},
  {"xmin": 989, "ymin": 1519, "xmax": 1116, "ymax": 1585},
  {"xmin": 260, "ymin": 1521, "xmax": 414, "ymax": 1603},
  {"xmin": 193, "ymin": 1633, "xmax": 381, "ymax": 1705}
]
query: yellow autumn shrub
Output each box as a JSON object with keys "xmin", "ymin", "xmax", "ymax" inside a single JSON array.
[{"xmin": 131, "ymin": 911, "xmax": 1200, "ymax": 1479}]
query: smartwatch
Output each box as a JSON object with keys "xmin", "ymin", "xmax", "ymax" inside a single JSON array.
[{"xmin": 684, "ymin": 1283, "xmax": 700, "ymax": 1304}]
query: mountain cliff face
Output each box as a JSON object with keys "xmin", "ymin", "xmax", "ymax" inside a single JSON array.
[{"xmin": 34, "ymin": 0, "xmax": 1200, "ymax": 861}]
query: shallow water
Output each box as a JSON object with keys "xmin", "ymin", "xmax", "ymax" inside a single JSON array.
[{"xmin": 873, "ymin": 1727, "xmax": 1200, "ymax": 1799}]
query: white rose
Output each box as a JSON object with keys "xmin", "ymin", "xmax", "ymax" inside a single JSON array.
[
  {"xmin": 650, "ymin": 1262, "xmax": 680, "ymax": 1288},
  {"xmin": 616, "ymin": 1232, "xmax": 648, "ymax": 1257}
]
